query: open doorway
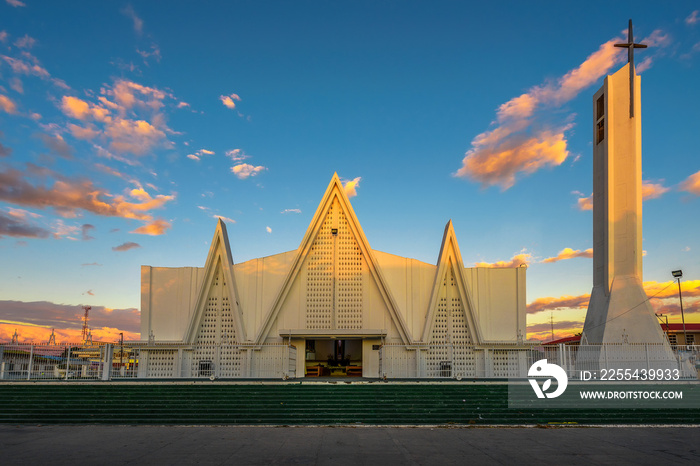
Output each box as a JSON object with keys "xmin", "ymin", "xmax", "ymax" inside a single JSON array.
[{"xmin": 305, "ymin": 339, "xmax": 362, "ymax": 376}]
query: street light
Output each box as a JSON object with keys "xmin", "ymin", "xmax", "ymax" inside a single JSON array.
[
  {"xmin": 119, "ymin": 332, "xmax": 124, "ymax": 372},
  {"xmin": 671, "ymin": 270, "xmax": 687, "ymax": 347}
]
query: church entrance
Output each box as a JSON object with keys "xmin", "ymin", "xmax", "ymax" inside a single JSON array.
[{"xmin": 304, "ymin": 339, "xmax": 362, "ymax": 377}]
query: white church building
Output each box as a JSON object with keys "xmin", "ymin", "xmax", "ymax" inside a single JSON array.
[{"xmin": 138, "ymin": 174, "xmax": 530, "ymax": 379}]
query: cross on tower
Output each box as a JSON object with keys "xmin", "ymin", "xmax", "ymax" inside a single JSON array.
[{"xmin": 614, "ymin": 19, "xmax": 647, "ymax": 118}]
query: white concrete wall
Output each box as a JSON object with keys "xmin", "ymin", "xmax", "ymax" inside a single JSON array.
[
  {"xmin": 141, "ymin": 265, "xmax": 205, "ymax": 341},
  {"xmin": 373, "ymin": 250, "xmax": 435, "ymax": 341},
  {"xmin": 464, "ymin": 267, "xmax": 527, "ymax": 342},
  {"xmin": 142, "ymin": 250, "xmax": 526, "ymax": 346},
  {"xmin": 234, "ymin": 251, "xmax": 296, "ymax": 341}
]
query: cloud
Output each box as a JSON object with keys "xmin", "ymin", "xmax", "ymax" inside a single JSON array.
[
  {"xmin": 52, "ymin": 219, "xmax": 81, "ymax": 240},
  {"xmin": 225, "ymin": 149, "xmax": 250, "ymax": 161},
  {"xmin": 456, "ymin": 130, "xmax": 570, "ymax": 190},
  {"xmin": 121, "ymin": 4, "xmax": 144, "ymax": 35},
  {"xmin": 641, "ymin": 180, "xmax": 670, "ymax": 200},
  {"xmin": 343, "ymin": 177, "xmax": 362, "ymax": 198},
  {"xmin": 0, "ymin": 299, "xmax": 140, "ymax": 338},
  {"xmin": 0, "ymin": 31, "xmax": 7, "ymax": 42},
  {"xmin": 541, "ymin": 247, "xmax": 593, "ymax": 264},
  {"xmin": 266, "ymin": 226, "xmax": 272, "ymax": 234},
  {"xmin": 575, "ymin": 193, "xmax": 593, "ymax": 211},
  {"xmin": 187, "ymin": 149, "xmax": 215, "ymax": 161},
  {"xmin": 0, "ymin": 94, "xmax": 17, "ymax": 114},
  {"xmin": 0, "ymin": 141, "xmax": 11, "ymax": 157},
  {"xmin": 527, "ymin": 294, "xmax": 591, "ymax": 315},
  {"xmin": 220, "ymin": 93, "xmax": 241, "ymax": 109},
  {"xmin": 68, "ymin": 123, "xmax": 100, "ymax": 140},
  {"xmin": 130, "ymin": 218, "xmax": 171, "ymax": 236},
  {"xmin": 1, "ymin": 52, "xmax": 68, "ymax": 89},
  {"xmin": 81, "ymin": 224, "xmax": 95, "ymax": 241},
  {"xmin": 37, "ymin": 133, "xmax": 73, "ymax": 159},
  {"xmin": 686, "ymin": 10, "xmax": 699, "ymax": 25},
  {"xmin": 136, "ymin": 44, "xmax": 161, "ymax": 64},
  {"xmin": 474, "ymin": 252, "xmax": 531, "ymax": 268},
  {"xmin": 13, "ymin": 34, "xmax": 36, "ymax": 49},
  {"xmin": 59, "ymin": 80, "xmax": 179, "ymax": 157},
  {"xmin": 231, "ymin": 163, "xmax": 266, "ymax": 179},
  {"xmin": 643, "ymin": 279, "xmax": 700, "ymax": 299},
  {"xmin": 81, "ymin": 262, "xmax": 102, "ymax": 267},
  {"xmin": 455, "ymin": 36, "xmax": 637, "ymax": 190},
  {"xmin": 0, "ymin": 210, "xmax": 51, "ymax": 239},
  {"xmin": 105, "ymin": 118, "xmax": 167, "ymax": 156},
  {"xmin": 213, "ymin": 215, "xmax": 235, "ymax": 224},
  {"xmin": 0, "ymin": 167, "xmax": 175, "ymax": 222},
  {"xmin": 112, "ymin": 241, "xmax": 141, "ymax": 252},
  {"xmin": 5, "ymin": 0, "xmax": 26, "ymax": 7},
  {"xmin": 60, "ymin": 96, "xmax": 111, "ymax": 122},
  {"xmin": 527, "ymin": 320, "xmax": 583, "ymax": 334},
  {"xmin": 281, "ymin": 208, "xmax": 301, "ymax": 214},
  {"xmin": 679, "ymin": 170, "xmax": 700, "ymax": 195}
]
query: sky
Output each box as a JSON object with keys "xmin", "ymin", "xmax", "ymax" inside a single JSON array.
[{"xmin": 1, "ymin": 1, "xmax": 699, "ymax": 344}]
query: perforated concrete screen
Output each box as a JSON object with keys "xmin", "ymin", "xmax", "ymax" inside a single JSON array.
[{"xmin": 305, "ymin": 197, "xmax": 364, "ymax": 330}]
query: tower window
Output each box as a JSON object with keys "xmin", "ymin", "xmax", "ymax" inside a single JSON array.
[{"xmin": 596, "ymin": 95, "xmax": 605, "ymax": 144}]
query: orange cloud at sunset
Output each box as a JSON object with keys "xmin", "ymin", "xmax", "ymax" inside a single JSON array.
[
  {"xmin": 0, "ymin": 94, "xmax": 17, "ymax": 114},
  {"xmin": 576, "ymin": 194, "xmax": 593, "ymax": 211},
  {"xmin": 527, "ymin": 320, "xmax": 584, "ymax": 342},
  {"xmin": 220, "ymin": 93, "xmax": 241, "ymax": 109},
  {"xmin": 457, "ymin": 130, "xmax": 569, "ymax": 190},
  {"xmin": 680, "ymin": 170, "xmax": 700, "ymax": 195},
  {"xmin": 343, "ymin": 177, "xmax": 362, "ymax": 198},
  {"xmin": 527, "ymin": 294, "xmax": 590, "ymax": 315},
  {"xmin": 130, "ymin": 218, "xmax": 171, "ymax": 236},
  {"xmin": 0, "ymin": 300, "xmax": 140, "ymax": 343},
  {"xmin": 456, "ymin": 37, "xmax": 630, "ymax": 189},
  {"xmin": 0, "ymin": 324, "xmax": 139, "ymax": 344},
  {"xmin": 474, "ymin": 252, "xmax": 531, "ymax": 268},
  {"xmin": 542, "ymin": 247, "xmax": 593, "ymax": 264},
  {"xmin": 0, "ymin": 167, "xmax": 175, "ymax": 236},
  {"xmin": 231, "ymin": 163, "xmax": 266, "ymax": 179},
  {"xmin": 641, "ymin": 180, "xmax": 670, "ymax": 200}
]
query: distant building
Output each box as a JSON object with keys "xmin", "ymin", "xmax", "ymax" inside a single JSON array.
[{"xmin": 544, "ymin": 324, "xmax": 700, "ymax": 346}]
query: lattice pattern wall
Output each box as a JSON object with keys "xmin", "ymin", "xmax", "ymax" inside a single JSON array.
[
  {"xmin": 427, "ymin": 264, "xmax": 475, "ymax": 377},
  {"xmin": 306, "ymin": 204, "xmax": 334, "ymax": 329},
  {"xmin": 305, "ymin": 197, "xmax": 364, "ymax": 329},
  {"xmin": 491, "ymin": 350, "xmax": 523, "ymax": 378},
  {"xmin": 336, "ymin": 204, "xmax": 363, "ymax": 329},
  {"xmin": 192, "ymin": 261, "xmax": 242, "ymax": 376},
  {"xmin": 146, "ymin": 350, "xmax": 177, "ymax": 378}
]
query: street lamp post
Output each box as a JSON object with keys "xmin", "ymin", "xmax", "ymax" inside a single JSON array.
[
  {"xmin": 671, "ymin": 270, "xmax": 687, "ymax": 347},
  {"xmin": 119, "ymin": 332, "xmax": 124, "ymax": 372}
]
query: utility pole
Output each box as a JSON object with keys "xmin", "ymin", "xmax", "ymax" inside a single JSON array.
[{"xmin": 81, "ymin": 306, "xmax": 91, "ymax": 343}]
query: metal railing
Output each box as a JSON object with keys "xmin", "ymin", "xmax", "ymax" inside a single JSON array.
[
  {"xmin": 0, "ymin": 342, "xmax": 298, "ymax": 381},
  {"xmin": 378, "ymin": 344, "xmax": 699, "ymax": 380}
]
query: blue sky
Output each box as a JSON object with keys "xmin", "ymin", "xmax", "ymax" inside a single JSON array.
[{"xmin": 1, "ymin": 1, "xmax": 699, "ymax": 342}]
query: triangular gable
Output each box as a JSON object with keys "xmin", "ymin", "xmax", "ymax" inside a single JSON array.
[
  {"xmin": 255, "ymin": 173, "xmax": 412, "ymax": 344},
  {"xmin": 184, "ymin": 219, "xmax": 247, "ymax": 343},
  {"xmin": 420, "ymin": 220, "xmax": 482, "ymax": 345}
]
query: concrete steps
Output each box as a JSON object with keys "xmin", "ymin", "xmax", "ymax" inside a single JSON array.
[{"xmin": 1, "ymin": 383, "xmax": 698, "ymax": 425}]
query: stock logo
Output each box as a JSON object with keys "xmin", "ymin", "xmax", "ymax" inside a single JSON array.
[{"xmin": 528, "ymin": 359, "xmax": 568, "ymax": 399}]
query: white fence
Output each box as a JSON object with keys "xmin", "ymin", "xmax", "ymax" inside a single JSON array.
[
  {"xmin": 0, "ymin": 343, "xmax": 297, "ymax": 381},
  {"xmin": 379, "ymin": 344, "xmax": 700, "ymax": 380}
]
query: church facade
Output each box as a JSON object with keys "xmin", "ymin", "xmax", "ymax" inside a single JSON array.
[{"xmin": 138, "ymin": 174, "xmax": 529, "ymax": 378}]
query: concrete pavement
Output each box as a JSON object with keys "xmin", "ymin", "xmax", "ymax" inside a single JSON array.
[{"xmin": 1, "ymin": 425, "xmax": 699, "ymax": 465}]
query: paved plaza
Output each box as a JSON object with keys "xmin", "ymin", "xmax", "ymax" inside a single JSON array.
[{"xmin": 1, "ymin": 425, "xmax": 699, "ymax": 465}]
